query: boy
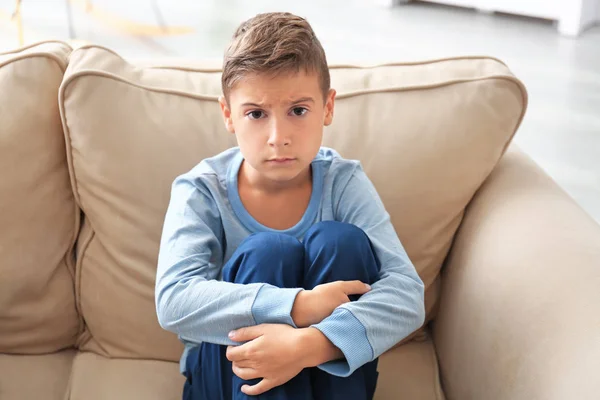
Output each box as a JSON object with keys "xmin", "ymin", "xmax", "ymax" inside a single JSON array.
[{"xmin": 156, "ymin": 12, "xmax": 425, "ymax": 400}]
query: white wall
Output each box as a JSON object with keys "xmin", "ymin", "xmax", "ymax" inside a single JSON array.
[
  {"xmin": 580, "ymin": 0, "xmax": 600, "ymax": 28},
  {"xmin": 558, "ymin": 0, "xmax": 600, "ymax": 36}
]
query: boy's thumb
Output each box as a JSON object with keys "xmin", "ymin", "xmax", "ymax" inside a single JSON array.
[
  {"xmin": 343, "ymin": 280, "xmax": 371, "ymax": 295},
  {"xmin": 229, "ymin": 326, "xmax": 262, "ymax": 342}
]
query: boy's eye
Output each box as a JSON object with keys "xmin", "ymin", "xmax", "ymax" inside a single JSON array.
[
  {"xmin": 247, "ymin": 110, "xmax": 265, "ymax": 120},
  {"xmin": 291, "ymin": 107, "xmax": 308, "ymax": 116}
]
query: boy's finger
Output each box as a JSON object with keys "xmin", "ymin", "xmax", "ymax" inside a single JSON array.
[
  {"xmin": 225, "ymin": 344, "xmax": 247, "ymax": 361},
  {"xmin": 232, "ymin": 364, "xmax": 260, "ymax": 380},
  {"xmin": 341, "ymin": 280, "xmax": 371, "ymax": 295},
  {"xmin": 229, "ymin": 325, "xmax": 264, "ymax": 342},
  {"xmin": 242, "ymin": 379, "xmax": 274, "ymax": 396},
  {"xmin": 232, "ymin": 359, "xmax": 254, "ymax": 368}
]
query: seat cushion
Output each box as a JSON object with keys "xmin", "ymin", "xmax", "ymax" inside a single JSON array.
[
  {"xmin": 66, "ymin": 352, "xmax": 184, "ymax": 400},
  {"xmin": 59, "ymin": 45, "xmax": 526, "ymax": 361},
  {"xmin": 63, "ymin": 335, "xmax": 441, "ymax": 399},
  {"xmin": 0, "ymin": 41, "xmax": 80, "ymax": 353},
  {"xmin": 0, "ymin": 349, "xmax": 76, "ymax": 400},
  {"xmin": 375, "ymin": 333, "xmax": 444, "ymax": 400}
]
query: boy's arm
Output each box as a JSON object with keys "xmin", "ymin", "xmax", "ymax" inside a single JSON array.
[
  {"xmin": 155, "ymin": 175, "xmax": 302, "ymax": 346},
  {"xmin": 310, "ymin": 164, "xmax": 426, "ymax": 377}
]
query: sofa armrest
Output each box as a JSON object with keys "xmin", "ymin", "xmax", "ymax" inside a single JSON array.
[{"xmin": 433, "ymin": 145, "xmax": 600, "ymax": 400}]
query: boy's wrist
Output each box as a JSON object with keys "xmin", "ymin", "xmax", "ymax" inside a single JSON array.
[
  {"xmin": 291, "ymin": 290, "xmax": 310, "ymax": 328},
  {"xmin": 297, "ymin": 327, "xmax": 344, "ymax": 368}
]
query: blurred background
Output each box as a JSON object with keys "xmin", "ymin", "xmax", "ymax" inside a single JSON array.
[{"xmin": 1, "ymin": 0, "xmax": 599, "ymax": 223}]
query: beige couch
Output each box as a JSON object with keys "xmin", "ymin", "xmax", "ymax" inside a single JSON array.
[{"xmin": 1, "ymin": 41, "xmax": 599, "ymax": 400}]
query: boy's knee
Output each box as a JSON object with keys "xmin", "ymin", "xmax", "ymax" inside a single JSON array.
[
  {"xmin": 304, "ymin": 221, "xmax": 380, "ymax": 278},
  {"xmin": 240, "ymin": 231, "xmax": 304, "ymax": 257},
  {"xmin": 225, "ymin": 232, "xmax": 305, "ymax": 286},
  {"xmin": 305, "ymin": 221, "xmax": 370, "ymax": 249}
]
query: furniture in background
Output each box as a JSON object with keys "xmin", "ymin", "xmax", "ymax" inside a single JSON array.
[
  {"xmin": 1, "ymin": 0, "xmax": 193, "ymax": 47},
  {"xmin": 386, "ymin": 0, "xmax": 600, "ymax": 36}
]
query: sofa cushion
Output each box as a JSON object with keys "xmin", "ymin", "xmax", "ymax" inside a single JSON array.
[
  {"xmin": 66, "ymin": 352, "xmax": 184, "ymax": 400},
  {"xmin": 0, "ymin": 349, "xmax": 76, "ymax": 399},
  {"xmin": 375, "ymin": 333, "xmax": 444, "ymax": 400},
  {"xmin": 62, "ymin": 337, "xmax": 440, "ymax": 399},
  {"xmin": 0, "ymin": 41, "xmax": 80, "ymax": 353},
  {"xmin": 325, "ymin": 60, "xmax": 526, "ymax": 333},
  {"xmin": 59, "ymin": 45, "xmax": 526, "ymax": 361}
]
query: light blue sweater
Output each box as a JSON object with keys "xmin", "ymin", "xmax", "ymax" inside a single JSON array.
[{"xmin": 156, "ymin": 147, "xmax": 425, "ymax": 378}]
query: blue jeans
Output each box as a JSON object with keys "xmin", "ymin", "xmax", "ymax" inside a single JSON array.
[{"xmin": 183, "ymin": 221, "xmax": 381, "ymax": 400}]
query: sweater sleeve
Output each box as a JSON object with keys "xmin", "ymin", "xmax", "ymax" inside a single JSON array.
[
  {"xmin": 311, "ymin": 163, "xmax": 426, "ymax": 377},
  {"xmin": 155, "ymin": 174, "xmax": 301, "ymax": 346}
]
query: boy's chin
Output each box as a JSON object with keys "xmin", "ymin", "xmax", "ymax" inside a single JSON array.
[{"xmin": 260, "ymin": 168, "xmax": 307, "ymax": 184}]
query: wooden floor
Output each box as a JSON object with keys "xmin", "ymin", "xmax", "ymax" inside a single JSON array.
[{"xmin": 2, "ymin": 0, "xmax": 599, "ymax": 222}]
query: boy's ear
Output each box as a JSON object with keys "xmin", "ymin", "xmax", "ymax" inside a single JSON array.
[
  {"xmin": 323, "ymin": 88, "xmax": 336, "ymax": 126},
  {"xmin": 219, "ymin": 96, "xmax": 235, "ymax": 134}
]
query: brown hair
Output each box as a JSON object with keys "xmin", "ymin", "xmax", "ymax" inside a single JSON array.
[{"xmin": 222, "ymin": 12, "xmax": 330, "ymax": 103}]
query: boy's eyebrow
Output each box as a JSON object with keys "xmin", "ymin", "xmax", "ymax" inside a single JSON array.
[
  {"xmin": 241, "ymin": 102, "xmax": 266, "ymax": 108},
  {"xmin": 289, "ymin": 97, "xmax": 315, "ymax": 105},
  {"xmin": 240, "ymin": 97, "xmax": 315, "ymax": 108}
]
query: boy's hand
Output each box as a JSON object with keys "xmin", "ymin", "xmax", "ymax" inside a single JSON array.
[
  {"xmin": 227, "ymin": 324, "xmax": 342, "ymax": 396},
  {"xmin": 291, "ymin": 280, "xmax": 371, "ymax": 328}
]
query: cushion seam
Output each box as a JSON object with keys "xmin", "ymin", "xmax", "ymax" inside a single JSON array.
[
  {"xmin": 70, "ymin": 43, "xmax": 507, "ymax": 70},
  {"xmin": 0, "ymin": 39, "xmax": 72, "ymax": 56},
  {"xmin": 0, "ymin": 52, "xmax": 69, "ymax": 72}
]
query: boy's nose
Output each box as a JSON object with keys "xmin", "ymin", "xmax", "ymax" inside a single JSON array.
[{"xmin": 267, "ymin": 121, "xmax": 290, "ymax": 147}]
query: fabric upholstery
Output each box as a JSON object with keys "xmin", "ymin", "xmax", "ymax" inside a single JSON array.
[
  {"xmin": 66, "ymin": 351, "xmax": 184, "ymax": 400},
  {"xmin": 0, "ymin": 41, "xmax": 80, "ymax": 354},
  {"xmin": 59, "ymin": 45, "xmax": 526, "ymax": 361},
  {"xmin": 375, "ymin": 333, "xmax": 444, "ymax": 400},
  {"xmin": 0, "ymin": 349, "xmax": 76, "ymax": 399},
  {"xmin": 434, "ymin": 146, "xmax": 600, "ymax": 400},
  {"xmin": 65, "ymin": 336, "xmax": 441, "ymax": 400}
]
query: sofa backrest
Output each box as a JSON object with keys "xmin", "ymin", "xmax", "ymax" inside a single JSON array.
[
  {"xmin": 57, "ymin": 45, "xmax": 526, "ymax": 361},
  {"xmin": 0, "ymin": 41, "xmax": 80, "ymax": 353}
]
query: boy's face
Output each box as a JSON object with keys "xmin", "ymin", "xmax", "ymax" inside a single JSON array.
[{"xmin": 219, "ymin": 70, "xmax": 335, "ymax": 188}]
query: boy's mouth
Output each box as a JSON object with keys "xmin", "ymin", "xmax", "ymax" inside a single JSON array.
[{"xmin": 267, "ymin": 157, "xmax": 296, "ymax": 164}]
